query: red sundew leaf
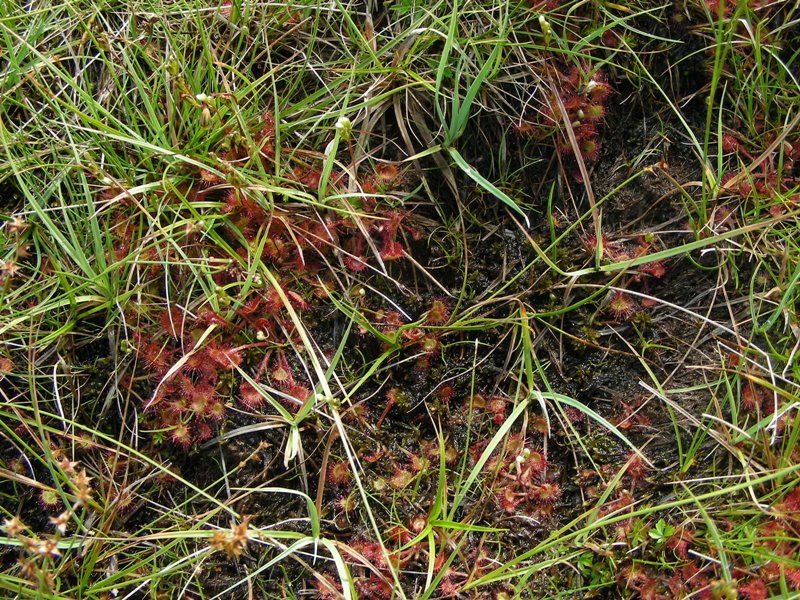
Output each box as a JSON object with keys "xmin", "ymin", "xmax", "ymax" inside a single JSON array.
[
  {"xmin": 787, "ymin": 568, "xmax": 800, "ymax": 590},
  {"xmin": 296, "ymin": 221, "xmax": 333, "ymax": 252},
  {"xmin": 141, "ymin": 342, "xmax": 174, "ymax": 375},
  {"xmin": 721, "ymin": 134, "xmax": 740, "ymax": 153},
  {"xmin": 779, "ymin": 487, "xmax": 800, "ymax": 511},
  {"xmin": 374, "ymin": 162, "xmax": 400, "ymax": 182},
  {"xmin": 737, "ymin": 579, "xmax": 768, "ymax": 600},
  {"xmin": 560, "ymin": 94, "xmax": 585, "ymax": 112},
  {"xmin": 195, "ymin": 306, "xmax": 229, "ymax": 328},
  {"xmin": 587, "ymin": 71, "xmax": 612, "ymax": 102},
  {"xmin": 574, "ymin": 122, "xmax": 597, "ymax": 141},
  {"xmin": 436, "ymin": 384, "xmax": 455, "ymax": 401},
  {"xmin": 218, "ymin": 0, "xmax": 233, "ymax": 20},
  {"xmin": 380, "ymin": 239, "xmax": 404, "ymax": 261},
  {"xmin": 239, "ymin": 197, "xmax": 267, "ymax": 221},
  {"xmin": 168, "ymin": 422, "xmax": 193, "ymax": 448},
  {"xmin": 389, "ymin": 468, "xmax": 415, "ymax": 490},
  {"xmin": 579, "ymin": 138, "xmax": 601, "ymax": 162},
  {"xmin": 206, "ymin": 344, "xmax": 242, "ymax": 369},
  {"xmin": 312, "ymin": 575, "xmax": 343, "ymax": 600},
  {"xmin": 530, "ymin": 482, "xmax": 561, "ymax": 504},
  {"xmin": 384, "ymin": 210, "xmax": 406, "ymax": 236},
  {"xmin": 326, "ymin": 461, "xmax": 352, "ymax": 486},
  {"xmin": 287, "ymin": 384, "xmax": 311, "ymax": 403},
  {"xmin": 199, "ymin": 168, "xmax": 225, "ymax": 188},
  {"xmin": 425, "ymin": 299, "xmax": 450, "ymax": 324},
  {"xmin": 343, "ymin": 255, "xmax": 367, "ymax": 271},
  {"xmin": 641, "ymin": 261, "xmax": 666, "ymax": 279},
  {"xmin": 512, "ymin": 119, "xmax": 539, "ymax": 136},
  {"xmin": 261, "ymin": 288, "xmax": 283, "ymax": 313},
  {"xmin": 417, "ymin": 335, "xmax": 440, "ymax": 355},
  {"xmin": 286, "ymin": 290, "xmax": 308, "ymax": 311},
  {"xmin": 585, "ymin": 103, "xmax": 605, "ymax": 121},
  {"xmin": 349, "ymin": 540, "xmax": 385, "ymax": 567},
  {"xmin": 188, "ymin": 390, "xmax": 213, "ymax": 415},
  {"xmin": 194, "ymin": 421, "xmax": 213, "ymax": 443},
  {"xmin": 564, "ymin": 406, "xmax": 585, "ymax": 423},
  {"xmin": 250, "ymin": 317, "xmax": 274, "ymax": 335},
  {"xmin": 640, "ymin": 297, "xmax": 658, "ymax": 310},
  {"xmin": 205, "ymin": 400, "xmax": 226, "ymax": 421},
  {"xmin": 237, "ymin": 294, "xmax": 262, "ymax": 316},
  {"xmin": 497, "ymin": 487, "xmax": 521, "ymax": 513},
  {"xmin": 239, "ymin": 382, "xmax": 266, "ymax": 410},
  {"xmin": 606, "ymin": 291, "xmax": 638, "ymax": 320},
  {"xmin": 262, "ymin": 236, "xmax": 286, "ymax": 261},
  {"xmin": 221, "ymin": 189, "xmax": 239, "ymax": 213},
  {"xmin": 259, "ymin": 112, "xmax": 275, "ymax": 140},
  {"xmin": 270, "ymin": 355, "xmax": 294, "ymax": 388},
  {"xmin": 295, "ymin": 167, "xmax": 321, "ymax": 190}
]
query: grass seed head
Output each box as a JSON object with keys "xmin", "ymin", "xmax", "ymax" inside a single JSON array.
[
  {"xmin": 209, "ymin": 517, "xmax": 250, "ymax": 558},
  {"xmin": 2, "ymin": 517, "xmax": 26, "ymax": 538}
]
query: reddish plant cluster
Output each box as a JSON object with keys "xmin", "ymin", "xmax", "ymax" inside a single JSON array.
[
  {"xmin": 579, "ymin": 232, "xmax": 668, "ymax": 321},
  {"xmin": 210, "ymin": 195, "xmax": 415, "ymax": 280},
  {"xmin": 740, "ymin": 381, "xmax": 772, "ymax": 414},
  {"xmin": 132, "ymin": 312, "xmax": 241, "ymax": 448},
  {"xmin": 719, "ymin": 133, "xmax": 800, "ymax": 215},
  {"xmin": 131, "ymin": 296, "xmax": 319, "ymax": 447},
  {"xmin": 106, "ymin": 111, "xmax": 424, "ymax": 448},
  {"xmin": 341, "ymin": 519, "xmax": 496, "ymax": 598},
  {"xmin": 608, "ymin": 483, "xmax": 800, "ymax": 599},
  {"xmin": 612, "ymin": 395, "xmax": 652, "ymax": 431},
  {"xmin": 619, "ymin": 548, "xmax": 800, "ymax": 599},
  {"xmin": 515, "ymin": 64, "xmax": 612, "ymax": 175},
  {"xmin": 209, "ymin": 159, "xmax": 418, "ymax": 277},
  {"xmin": 726, "ymin": 353, "xmax": 783, "ymax": 419},
  {"xmin": 477, "ymin": 434, "xmax": 562, "ymax": 515},
  {"xmin": 528, "ymin": 0, "xmax": 567, "ymax": 11},
  {"xmin": 363, "ymin": 299, "xmax": 451, "ymax": 372},
  {"xmin": 425, "ymin": 298, "xmax": 450, "ymax": 325},
  {"xmin": 344, "ymin": 538, "xmax": 396, "ymax": 599}
]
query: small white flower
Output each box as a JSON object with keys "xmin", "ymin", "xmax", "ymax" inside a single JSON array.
[
  {"xmin": 335, "ymin": 116, "xmax": 352, "ymax": 141},
  {"xmin": 538, "ymin": 15, "xmax": 551, "ymax": 31}
]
